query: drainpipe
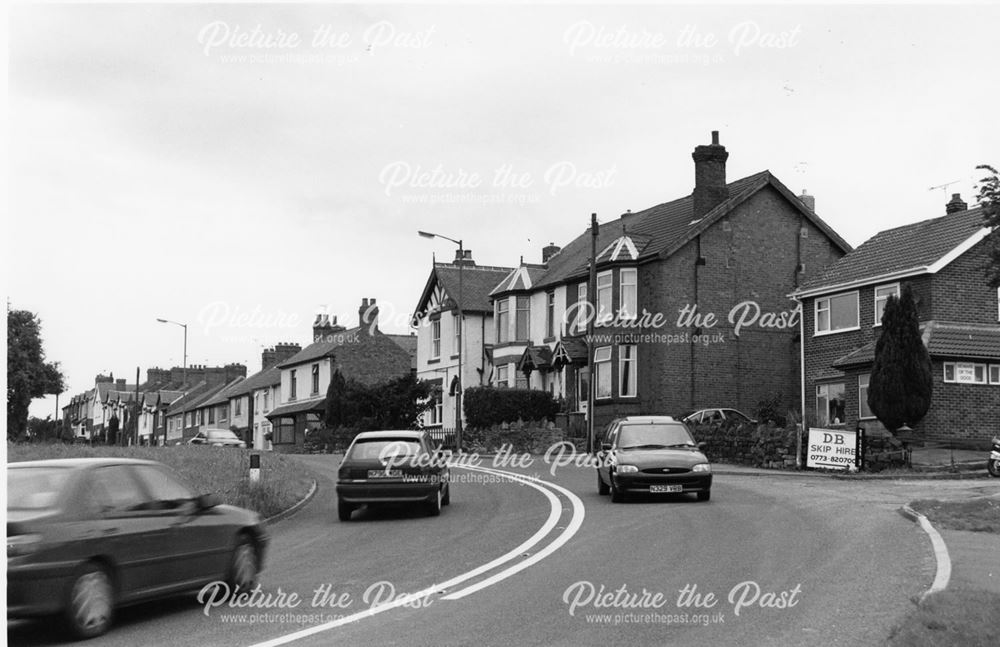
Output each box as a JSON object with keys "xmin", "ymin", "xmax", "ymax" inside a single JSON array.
[{"xmin": 793, "ymin": 294, "xmax": 806, "ymax": 469}]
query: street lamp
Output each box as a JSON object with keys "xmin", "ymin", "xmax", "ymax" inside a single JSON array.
[
  {"xmin": 156, "ymin": 318, "xmax": 187, "ymax": 447},
  {"xmin": 418, "ymin": 230, "xmax": 464, "ymax": 452}
]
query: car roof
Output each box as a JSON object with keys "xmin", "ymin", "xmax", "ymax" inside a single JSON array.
[
  {"xmin": 203, "ymin": 428, "xmax": 237, "ymax": 434},
  {"xmin": 353, "ymin": 430, "xmax": 427, "ymax": 440},
  {"xmin": 8, "ymin": 457, "xmax": 162, "ymax": 469},
  {"xmin": 617, "ymin": 415, "xmax": 677, "ymax": 423}
]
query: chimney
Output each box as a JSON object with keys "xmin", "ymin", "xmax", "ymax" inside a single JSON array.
[
  {"xmin": 945, "ymin": 193, "xmax": 968, "ymax": 214},
  {"xmin": 798, "ymin": 189, "xmax": 815, "ymax": 212},
  {"xmin": 542, "ymin": 243, "xmax": 561, "ymax": 263},
  {"xmin": 313, "ymin": 308, "xmax": 345, "ymax": 342},
  {"xmin": 273, "ymin": 343, "xmax": 302, "ymax": 365},
  {"xmin": 95, "ymin": 374, "xmax": 113, "ymax": 384},
  {"xmin": 261, "ymin": 347, "xmax": 277, "ymax": 369},
  {"xmin": 452, "ymin": 249, "xmax": 475, "ymax": 266},
  {"xmin": 691, "ymin": 130, "xmax": 730, "ymax": 220},
  {"xmin": 359, "ymin": 298, "xmax": 379, "ymax": 331},
  {"xmin": 115, "ymin": 378, "xmax": 126, "ymax": 389}
]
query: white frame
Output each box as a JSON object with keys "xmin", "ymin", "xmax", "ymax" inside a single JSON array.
[
  {"xmin": 496, "ymin": 298, "xmax": 510, "ymax": 343},
  {"xmin": 816, "ymin": 382, "xmax": 846, "ymax": 426},
  {"xmin": 814, "ymin": 291, "xmax": 860, "ymax": 336},
  {"xmin": 594, "ymin": 346, "xmax": 612, "ymax": 399},
  {"xmin": 515, "ymin": 295, "xmax": 530, "ymax": 341},
  {"xmin": 858, "ymin": 373, "xmax": 874, "ymax": 419},
  {"xmin": 452, "ymin": 312, "xmax": 461, "ymax": 355},
  {"xmin": 943, "ymin": 361, "xmax": 988, "ymax": 385},
  {"xmin": 596, "ymin": 270, "xmax": 613, "ymax": 320},
  {"xmin": 873, "ymin": 283, "xmax": 900, "ymax": 327},
  {"xmin": 619, "ymin": 268, "xmax": 637, "ymax": 320},
  {"xmin": 575, "ymin": 283, "xmax": 588, "ymax": 334},
  {"xmin": 619, "ymin": 344, "xmax": 637, "ymax": 398},
  {"xmin": 990, "ymin": 365, "xmax": 1000, "ymax": 385},
  {"xmin": 496, "ymin": 364, "xmax": 510, "ymax": 387},
  {"xmin": 431, "ymin": 318, "xmax": 441, "ymax": 358}
]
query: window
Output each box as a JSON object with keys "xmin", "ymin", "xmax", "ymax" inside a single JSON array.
[
  {"xmin": 453, "ymin": 313, "xmax": 461, "ymax": 355},
  {"xmin": 577, "ymin": 366, "xmax": 590, "ymax": 412},
  {"xmin": 89, "ymin": 466, "xmax": 148, "ymax": 514},
  {"xmin": 619, "ymin": 344, "xmax": 637, "ymax": 397},
  {"xmin": 199, "ymin": 409, "xmax": 205, "ymax": 425},
  {"xmin": 311, "ymin": 363, "xmax": 320, "ymax": 394},
  {"xmin": 496, "ymin": 299, "xmax": 510, "ymax": 343},
  {"xmin": 575, "ymin": 283, "xmax": 588, "ymax": 334},
  {"xmin": 132, "ymin": 465, "xmax": 193, "ymax": 507},
  {"xmin": 595, "ymin": 346, "xmax": 612, "ymax": 399},
  {"xmin": 429, "ymin": 390, "xmax": 443, "ymax": 425},
  {"xmin": 235, "ymin": 397, "xmax": 242, "ymax": 416},
  {"xmin": 220, "ymin": 404, "xmax": 228, "ymax": 422},
  {"xmin": 431, "ymin": 319, "xmax": 441, "ymax": 358},
  {"xmin": 274, "ymin": 420, "xmax": 295, "ymax": 444},
  {"xmin": 596, "ymin": 271, "xmax": 613, "ymax": 322},
  {"xmin": 944, "ymin": 362, "xmax": 987, "ymax": 384},
  {"xmin": 545, "ymin": 291, "xmax": 555, "ymax": 338},
  {"xmin": 208, "ymin": 407, "xmax": 215, "ymax": 424},
  {"xmin": 496, "ymin": 364, "xmax": 510, "ymax": 387},
  {"xmin": 859, "ymin": 374, "xmax": 873, "ymax": 419},
  {"xmin": 815, "ymin": 292, "xmax": 859, "ymax": 334},
  {"xmin": 620, "ymin": 268, "xmax": 637, "ymax": 319},
  {"xmin": 515, "ymin": 296, "xmax": 530, "ymax": 341},
  {"xmin": 290, "ymin": 370, "xmax": 297, "ymax": 400},
  {"xmin": 515, "ymin": 371, "xmax": 528, "ymax": 389},
  {"xmin": 263, "ymin": 389, "xmax": 270, "ymax": 412},
  {"xmin": 991, "ymin": 365, "xmax": 1000, "ymax": 385},
  {"xmin": 874, "ymin": 284, "xmax": 900, "ymax": 326},
  {"xmin": 816, "ymin": 383, "xmax": 846, "ymax": 426}
]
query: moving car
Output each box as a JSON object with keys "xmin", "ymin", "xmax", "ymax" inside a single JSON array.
[
  {"xmin": 7, "ymin": 458, "xmax": 268, "ymax": 639},
  {"xmin": 188, "ymin": 428, "xmax": 247, "ymax": 448},
  {"xmin": 336, "ymin": 430, "xmax": 450, "ymax": 521},
  {"xmin": 681, "ymin": 408, "xmax": 756, "ymax": 426},
  {"xmin": 596, "ymin": 416, "xmax": 712, "ymax": 503}
]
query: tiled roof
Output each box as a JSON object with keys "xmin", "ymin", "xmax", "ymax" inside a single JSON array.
[
  {"xmin": 265, "ymin": 397, "xmax": 326, "ymax": 419},
  {"xmin": 490, "ymin": 265, "xmax": 548, "ymax": 296},
  {"xmin": 533, "ymin": 171, "xmax": 850, "ymax": 290},
  {"xmin": 831, "ymin": 321, "xmax": 1000, "ymax": 368},
  {"xmin": 552, "ymin": 338, "xmax": 588, "ymax": 366},
  {"xmin": 165, "ymin": 381, "xmax": 209, "ymax": 415},
  {"xmin": 518, "ymin": 345, "xmax": 553, "ymax": 371},
  {"xmin": 277, "ymin": 326, "xmax": 371, "ymax": 368},
  {"xmin": 798, "ymin": 207, "xmax": 986, "ymax": 294},
  {"xmin": 226, "ymin": 367, "xmax": 282, "ymax": 397},
  {"xmin": 423, "ymin": 264, "xmax": 516, "ymax": 314},
  {"xmin": 386, "ymin": 334, "xmax": 418, "ymax": 369},
  {"xmin": 201, "ymin": 377, "xmax": 246, "ymax": 407}
]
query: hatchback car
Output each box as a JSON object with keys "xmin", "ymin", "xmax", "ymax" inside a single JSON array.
[
  {"xmin": 681, "ymin": 408, "xmax": 756, "ymax": 426},
  {"xmin": 336, "ymin": 430, "xmax": 450, "ymax": 521},
  {"xmin": 7, "ymin": 458, "xmax": 268, "ymax": 638},
  {"xmin": 596, "ymin": 416, "xmax": 712, "ymax": 502},
  {"xmin": 188, "ymin": 428, "xmax": 246, "ymax": 448}
]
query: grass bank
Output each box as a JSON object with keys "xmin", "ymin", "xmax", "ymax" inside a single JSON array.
[
  {"xmin": 7, "ymin": 443, "xmax": 315, "ymax": 519},
  {"xmin": 909, "ymin": 498, "xmax": 1000, "ymax": 533},
  {"xmin": 885, "ymin": 589, "xmax": 1000, "ymax": 647}
]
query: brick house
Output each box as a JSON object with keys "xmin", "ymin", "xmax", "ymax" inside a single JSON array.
[
  {"xmin": 792, "ymin": 194, "xmax": 998, "ymax": 446},
  {"xmin": 265, "ymin": 299, "xmax": 412, "ymax": 452},
  {"xmin": 489, "ymin": 132, "xmax": 851, "ymax": 432},
  {"xmin": 223, "ymin": 343, "xmax": 301, "ymax": 449},
  {"xmin": 412, "ymin": 254, "xmax": 515, "ymax": 431}
]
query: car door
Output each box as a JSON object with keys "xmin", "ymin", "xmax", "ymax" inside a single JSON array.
[
  {"xmin": 596, "ymin": 422, "xmax": 620, "ymax": 484},
  {"xmin": 83, "ymin": 465, "xmax": 174, "ymax": 601}
]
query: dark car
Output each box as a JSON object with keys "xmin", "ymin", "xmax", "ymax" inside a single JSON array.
[
  {"xmin": 596, "ymin": 416, "xmax": 712, "ymax": 503},
  {"xmin": 681, "ymin": 408, "xmax": 756, "ymax": 426},
  {"xmin": 7, "ymin": 458, "xmax": 268, "ymax": 639},
  {"xmin": 336, "ymin": 430, "xmax": 450, "ymax": 521},
  {"xmin": 188, "ymin": 428, "xmax": 247, "ymax": 448}
]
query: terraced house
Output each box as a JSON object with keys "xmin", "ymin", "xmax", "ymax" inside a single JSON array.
[{"xmin": 793, "ymin": 193, "xmax": 998, "ymax": 446}]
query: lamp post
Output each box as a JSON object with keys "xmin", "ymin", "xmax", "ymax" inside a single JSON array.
[
  {"xmin": 156, "ymin": 318, "xmax": 187, "ymax": 447},
  {"xmin": 419, "ymin": 230, "xmax": 464, "ymax": 452}
]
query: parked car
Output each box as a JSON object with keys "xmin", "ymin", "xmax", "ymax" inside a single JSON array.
[
  {"xmin": 188, "ymin": 428, "xmax": 246, "ymax": 448},
  {"xmin": 336, "ymin": 430, "xmax": 450, "ymax": 521},
  {"xmin": 596, "ymin": 416, "xmax": 712, "ymax": 503},
  {"xmin": 7, "ymin": 458, "xmax": 268, "ymax": 638},
  {"xmin": 681, "ymin": 408, "xmax": 757, "ymax": 426}
]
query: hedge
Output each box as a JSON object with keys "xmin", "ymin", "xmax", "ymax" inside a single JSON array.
[{"xmin": 463, "ymin": 386, "xmax": 560, "ymax": 430}]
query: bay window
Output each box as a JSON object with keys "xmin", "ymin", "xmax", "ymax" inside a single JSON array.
[{"xmin": 595, "ymin": 346, "xmax": 612, "ymax": 399}]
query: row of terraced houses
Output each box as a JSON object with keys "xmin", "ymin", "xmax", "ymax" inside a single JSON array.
[{"xmin": 64, "ymin": 132, "xmax": 998, "ymax": 449}]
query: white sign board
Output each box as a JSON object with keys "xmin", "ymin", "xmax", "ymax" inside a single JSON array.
[{"xmin": 806, "ymin": 428, "xmax": 858, "ymax": 469}]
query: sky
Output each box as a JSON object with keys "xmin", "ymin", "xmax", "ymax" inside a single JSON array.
[{"xmin": 7, "ymin": 2, "xmax": 999, "ymax": 420}]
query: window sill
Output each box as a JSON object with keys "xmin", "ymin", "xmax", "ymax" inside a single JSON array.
[
  {"xmin": 427, "ymin": 358, "xmax": 441, "ymax": 365},
  {"xmin": 814, "ymin": 326, "xmax": 861, "ymax": 337}
]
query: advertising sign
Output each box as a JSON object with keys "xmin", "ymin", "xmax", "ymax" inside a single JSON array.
[{"xmin": 806, "ymin": 428, "xmax": 859, "ymax": 469}]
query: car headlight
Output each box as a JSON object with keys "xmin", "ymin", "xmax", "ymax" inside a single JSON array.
[
  {"xmin": 617, "ymin": 464, "xmax": 639, "ymax": 474},
  {"xmin": 692, "ymin": 463, "xmax": 711, "ymax": 473}
]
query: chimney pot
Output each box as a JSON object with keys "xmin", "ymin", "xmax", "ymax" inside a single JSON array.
[
  {"xmin": 798, "ymin": 189, "xmax": 816, "ymax": 212},
  {"xmin": 691, "ymin": 130, "xmax": 730, "ymax": 219},
  {"xmin": 711, "ymin": 130, "xmax": 719, "ymax": 145},
  {"xmin": 945, "ymin": 192, "xmax": 968, "ymax": 214}
]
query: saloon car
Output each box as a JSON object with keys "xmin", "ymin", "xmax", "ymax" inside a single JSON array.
[
  {"xmin": 596, "ymin": 416, "xmax": 712, "ymax": 502},
  {"xmin": 681, "ymin": 408, "xmax": 756, "ymax": 426},
  {"xmin": 188, "ymin": 428, "xmax": 247, "ymax": 448},
  {"xmin": 335, "ymin": 430, "xmax": 450, "ymax": 521},
  {"xmin": 7, "ymin": 458, "xmax": 267, "ymax": 639}
]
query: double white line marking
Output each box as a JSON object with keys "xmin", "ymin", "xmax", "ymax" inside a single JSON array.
[{"xmin": 249, "ymin": 464, "xmax": 585, "ymax": 647}]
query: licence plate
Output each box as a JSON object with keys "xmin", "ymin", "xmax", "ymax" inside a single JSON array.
[
  {"xmin": 650, "ymin": 484, "xmax": 683, "ymax": 493},
  {"xmin": 367, "ymin": 469, "xmax": 403, "ymax": 478}
]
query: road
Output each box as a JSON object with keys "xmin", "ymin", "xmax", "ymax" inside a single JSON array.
[{"xmin": 11, "ymin": 454, "xmax": 967, "ymax": 647}]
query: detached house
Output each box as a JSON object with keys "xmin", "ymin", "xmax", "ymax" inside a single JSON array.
[
  {"xmin": 485, "ymin": 132, "xmax": 851, "ymax": 432},
  {"xmin": 793, "ymin": 194, "xmax": 998, "ymax": 446}
]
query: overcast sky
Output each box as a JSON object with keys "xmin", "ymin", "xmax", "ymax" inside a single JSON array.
[{"xmin": 8, "ymin": 3, "xmax": 999, "ymax": 419}]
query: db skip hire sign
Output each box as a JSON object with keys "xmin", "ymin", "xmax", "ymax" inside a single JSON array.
[{"xmin": 806, "ymin": 428, "xmax": 859, "ymax": 469}]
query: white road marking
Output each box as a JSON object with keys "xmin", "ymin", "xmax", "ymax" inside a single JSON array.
[{"xmin": 247, "ymin": 464, "xmax": 584, "ymax": 647}]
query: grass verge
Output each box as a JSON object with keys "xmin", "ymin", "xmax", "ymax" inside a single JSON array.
[
  {"xmin": 885, "ymin": 588, "xmax": 1000, "ymax": 647},
  {"xmin": 7, "ymin": 443, "xmax": 315, "ymax": 519},
  {"xmin": 909, "ymin": 498, "xmax": 1000, "ymax": 533}
]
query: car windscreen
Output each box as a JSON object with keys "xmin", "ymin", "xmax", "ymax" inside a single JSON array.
[
  {"xmin": 347, "ymin": 439, "xmax": 422, "ymax": 461},
  {"xmin": 208, "ymin": 430, "xmax": 239, "ymax": 440},
  {"xmin": 618, "ymin": 424, "xmax": 695, "ymax": 449},
  {"xmin": 7, "ymin": 467, "xmax": 73, "ymax": 509}
]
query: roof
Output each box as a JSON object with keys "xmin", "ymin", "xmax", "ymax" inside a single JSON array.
[
  {"xmin": 276, "ymin": 326, "xmax": 365, "ymax": 368},
  {"xmin": 832, "ymin": 321, "xmax": 1000, "ymax": 368},
  {"xmin": 225, "ymin": 366, "xmax": 282, "ymax": 397},
  {"xmin": 165, "ymin": 381, "xmax": 209, "ymax": 415},
  {"xmin": 386, "ymin": 334, "xmax": 418, "ymax": 369},
  {"xmin": 796, "ymin": 207, "xmax": 987, "ymax": 296},
  {"xmin": 518, "ymin": 345, "xmax": 553, "ymax": 372},
  {"xmin": 534, "ymin": 170, "xmax": 851, "ymax": 290},
  {"xmin": 490, "ymin": 265, "xmax": 548, "ymax": 296},
  {"xmin": 265, "ymin": 398, "xmax": 326, "ymax": 419},
  {"xmin": 414, "ymin": 263, "xmax": 516, "ymax": 318},
  {"xmin": 552, "ymin": 338, "xmax": 588, "ymax": 366},
  {"xmin": 200, "ymin": 377, "xmax": 246, "ymax": 407}
]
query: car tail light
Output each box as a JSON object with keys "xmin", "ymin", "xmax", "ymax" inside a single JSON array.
[{"xmin": 7, "ymin": 534, "xmax": 42, "ymax": 557}]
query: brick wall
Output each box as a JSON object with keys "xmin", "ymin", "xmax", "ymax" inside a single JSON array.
[{"xmin": 931, "ymin": 239, "xmax": 997, "ymax": 323}]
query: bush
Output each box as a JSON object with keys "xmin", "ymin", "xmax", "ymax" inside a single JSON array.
[
  {"xmin": 463, "ymin": 386, "xmax": 560, "ymax": 430},
  {"xmin": 752, "ymin": 392, "xmax": 788, "ymax": 427}
]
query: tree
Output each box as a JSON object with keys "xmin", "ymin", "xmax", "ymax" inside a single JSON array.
[
  {"xmin": 324, "ymin": 371, "xmax": 432, "ymax": 431},
  {"xmin": 978, "ymin": 164, "xmax": 1000, "ymax": 287},
  {"xmin": 867, "ymin": 285, "xmax": 933, "ymax": 432},
  {"xmin": 7, "ymin": 309, "xmax": 64, "ymax": 440},
  {"xmin": 27, "ymin": 416, "xmax": 64, "ymax": 442}
]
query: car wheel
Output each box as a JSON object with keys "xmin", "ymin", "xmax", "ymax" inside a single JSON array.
[
  {"xmin": 227, "ymin": 535, "xmax": 259, "ymax": 591},
  {"xmin": 442, "ymin": 482, "xmax": 451, "ymax": 506},
  {"xmin": 65, "ymin": 562, "xmax": 114, "ymax": 639},
  {"xmin": 597, "ymin": 471, "xmax": 609, "ymax": 495},
  {"xmin": 988, "ymin": 459, "xmax": 1000, "ymax": 478},
  {"xmin": 427, "ymin": 487, "xmax": 443, "ymax": 517},
  {"xmin": 610, "ymin": 477, "xmax": 625, "ymax": 503},
  {"xmin": 337, "ymin": 498, "xmax": 354, "ymax": 522},
  {"xmin": 697, "ymin": 490, "xmax": 712, "ymax": 502}
]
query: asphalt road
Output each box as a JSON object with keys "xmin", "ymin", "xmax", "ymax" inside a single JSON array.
[{"xmin": 9, "ymin": 455, "xmax": 947, "ymax": 647}]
